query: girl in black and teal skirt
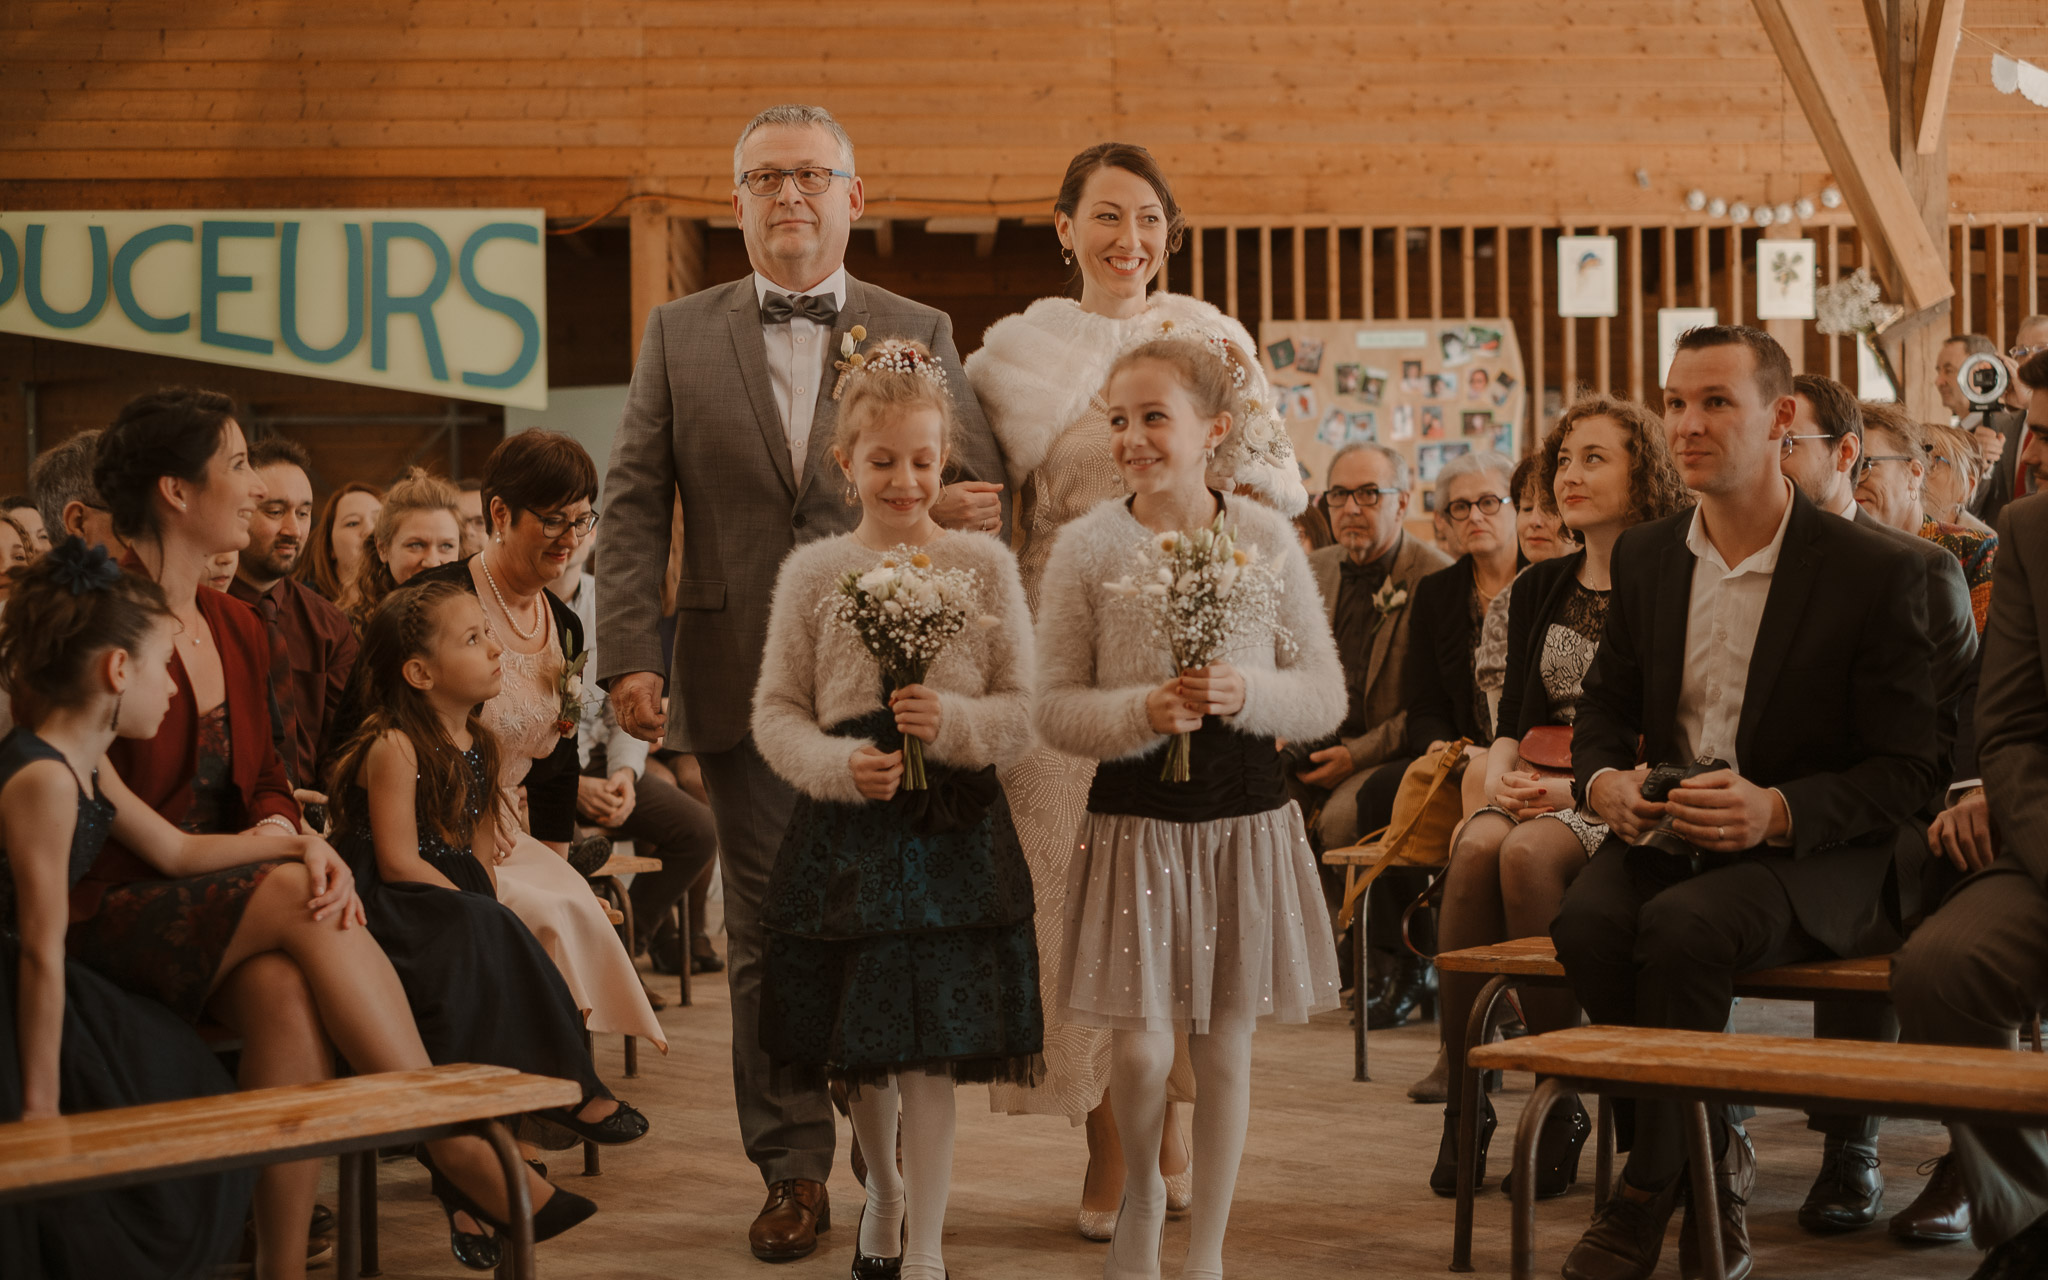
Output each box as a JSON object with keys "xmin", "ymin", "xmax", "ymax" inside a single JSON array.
[{"xmin": 752, "ymin": 340, "xmax": 1042, "ymax": 1280}]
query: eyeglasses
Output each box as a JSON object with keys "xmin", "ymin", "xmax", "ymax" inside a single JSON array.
[
  {"xmin": 2010, "ymin": 344, "xmax": 2043, "ymax": 361},
  {"xmin": 739, "ymin": 166, "xmax": 855, "ymax": 197},
  {"xmin": 1854, "ymin": 454, "xmax": 1916, "ymax": 479},
  {"xmin": 1779, "ymin": 432, "xmax": 1834, "ymax": 456},
  {"xmin": 1443, "ymin": 494, "xmax": 1508, "ymax": 521},
  {"xmin": 1324, "ymin": 485, "xmax": 1400, "ymax": 509},
  {"xmin": 524, "ymin": 508, "xmax": 600, "ymax": 539}
]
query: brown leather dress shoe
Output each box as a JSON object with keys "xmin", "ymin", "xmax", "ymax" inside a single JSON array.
[
  {"xmin": 1680, "ymin": 1124, "xmax": 1756, "ymax": 1280},
  {"xmin": 1562, "ymin": 1172, "xmax": 1683, "ymax": 1280},
  {"xmin": 749, "ymin": 1179, "xmax": 831, "ymax": 1261},
  {"xmin": 1890, "ymin": 1153, "xmax": 1972, "ymax": 1244}
]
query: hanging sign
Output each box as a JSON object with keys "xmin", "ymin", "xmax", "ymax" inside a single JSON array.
[{"xmin": 0, "ymin": 208, "xmax": 548, "ymax": 409}]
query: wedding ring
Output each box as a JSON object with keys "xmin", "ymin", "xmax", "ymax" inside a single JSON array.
[{"xmin": 1717, "ymin": 825, "xmax": 1725, "ymax": 841}]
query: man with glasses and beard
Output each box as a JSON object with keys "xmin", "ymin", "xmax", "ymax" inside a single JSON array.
[
  {"xmin": 228, "ymin": 433, "xmax": 358, "ymax": 808},
  {"xmin": 1294, "ymin": 444, "xmax": 1450, "ymax": 1031}
]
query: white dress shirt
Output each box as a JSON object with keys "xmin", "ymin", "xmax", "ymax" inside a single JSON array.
[
  {"xmin": 1675, "ymin": 478, "xmax": 1796, "ymax": 773},
  {"xmin": 752, "ymin": 266, "xmax": 846, "ymax": 477}
]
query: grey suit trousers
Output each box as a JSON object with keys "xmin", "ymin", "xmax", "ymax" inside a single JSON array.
[
  {"xmin": 698, "ymin": 736, "xmax": 835, "ymax": 1185},
  {"xmin": 1893, "ymin": 869, "xmax": 2048, "ymax": 1248}
]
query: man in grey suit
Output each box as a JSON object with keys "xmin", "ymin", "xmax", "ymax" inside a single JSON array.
[
  {"xmin": 596, "ymin": 103, "xmax": 1007, "ymax": 1262},
  {"xmin": 1890, "ymin": 352, "xmax": 2048, "ymax": 1280}
]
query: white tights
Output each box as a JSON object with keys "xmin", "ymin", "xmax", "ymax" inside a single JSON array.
[
  {"xmin": 1106, "ymin": 1027, "xmax": 1254, "ymax": 1280},
  {"xmin": 845, "ymin": 1071, "xmax": 958, "ymax": 1280}
]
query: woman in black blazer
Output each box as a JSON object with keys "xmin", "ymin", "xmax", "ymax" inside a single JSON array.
[{"xmin": 1428, "ymin": 395, "xmax": 1690, "ymax": 1199}]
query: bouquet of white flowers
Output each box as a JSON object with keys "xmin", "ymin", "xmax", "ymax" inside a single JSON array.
[
  {"xmin": 829, "ymin": 547, "xmax": 988, "ymax": 790},
  {"xmin": 1104, "ymin": 514, "xmax": 1293, "ymax": 781}
]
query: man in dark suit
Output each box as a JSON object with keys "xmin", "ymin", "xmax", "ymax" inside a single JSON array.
[
  {"xmin": 1890, "ymin": 350, "xmax": 2048, "ymax": 1280},
  {"xmin": 1553, "ymin": 327, "xmax": 1941, "ymax": 1280},
  {"xmin": 597, "ymin": 104, "xmax": 1008, "ymax": 1262},
  {"xmin": 1778, "ymin": 372, "xmax": 1982, "ymax": 1235}
]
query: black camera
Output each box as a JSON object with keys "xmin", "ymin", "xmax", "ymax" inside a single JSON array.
[
  {"xmin": 1634, "ymin": 757, "xmax": 1730, "ymax": 874},
  {"xmin": 1958, "ymin": 351, "xmax": 2011, "ymax": 412}
]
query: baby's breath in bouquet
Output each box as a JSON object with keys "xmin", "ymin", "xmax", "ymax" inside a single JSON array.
[
  {"xmin": 829, "ymin": 548, "xmax": 986, "ymax": 790},
  {"xmin": 1105, "ymin": 514, "xmax": 1293, "ymax": 782}
]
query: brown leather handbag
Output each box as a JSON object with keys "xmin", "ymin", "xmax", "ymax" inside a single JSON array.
[
  {"xmin": 1516, "ymin": 724, "xmax": 1574, "ymax": 779},
  {"xmin": 1334, "ymin": 738, "xmax": 1471, "ymax": 933}
]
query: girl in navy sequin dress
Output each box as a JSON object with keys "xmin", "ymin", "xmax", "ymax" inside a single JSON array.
[
  {"xmin": 327, "ymin": 579, "xmax": 649, "ymax": 1168},
  {"xmin": 752, "ymin": 341, "xmax": 1042, "ymax": 1280},
  {"xmin": 0, "ymin": 544, "xmax": 250, "ymax": 1277}
]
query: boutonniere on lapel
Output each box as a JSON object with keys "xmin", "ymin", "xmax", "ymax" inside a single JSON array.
[
  {"xmin": 1369, "ymin": 579, "xmax": 1410, "ymax": 634},
  {"xmin": 830, "ymin": 324, "xmax": 870, "ymax": 400},
  {"xmin": 555, "ymin": 646, "xmax": 589, "ymax": 738}
]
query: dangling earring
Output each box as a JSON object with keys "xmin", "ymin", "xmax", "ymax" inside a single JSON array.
[
  {"xmin": 842, "ymin": 476, "xmax": 860, "ymax": 507},
  {"xmin": 108, "ymin": 692, "xmax": 123, "ymax": 734},
  {"xmin": 1061, "ymin": 246, "xmax": 1074, "ymax": 266}
]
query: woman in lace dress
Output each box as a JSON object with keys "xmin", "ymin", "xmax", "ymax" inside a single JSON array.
[
  {"xmin": 1429, "ymin": 396, "xmax": 1688, "ymax": 1201},
  {"xmin": 413, "ymin": 432, "xmax": 664, "ymax": 1052},
  {"xmin": 965, "ymin": 142, "xmax": 1307, "ymax": 1237}
]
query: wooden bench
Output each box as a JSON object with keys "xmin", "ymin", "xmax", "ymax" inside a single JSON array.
[
  {"xmin": 1439, "ymin": 938, "xmax": 1892, "ymax": 1272},
  {"xmin": 1468, "ymin": 1027, "xmax": 2048, "ymax": 1280},
  {"xmin": 0, "ymin": 1064, "xmax": 579, "ymax": 1280}
]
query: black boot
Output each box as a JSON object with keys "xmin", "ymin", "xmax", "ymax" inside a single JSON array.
[
  {"xmin": 1501, "ymin": 1094, "xmax": 1591, "ymax": 1200},
  {"xmin": 1799, "ymin": 1136, "xmax": 1883, "ymax": 1232},
  {"xmin": 1430, "ymin": 1093, "xmax": 1495, "ymax": 1197},
  {"xmin": 1366, "ymin": 954, "xmax": 1433, "ymax": 1030}
]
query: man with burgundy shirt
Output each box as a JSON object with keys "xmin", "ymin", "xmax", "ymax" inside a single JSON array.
[{"xmin": 230, "ymin": 434, "xmax": 357, "ymax": 799}]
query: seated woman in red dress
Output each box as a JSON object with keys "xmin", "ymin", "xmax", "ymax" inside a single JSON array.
[{"xmin": 71, "ymin": 389, "xmax": 592, "ymax": 1276}]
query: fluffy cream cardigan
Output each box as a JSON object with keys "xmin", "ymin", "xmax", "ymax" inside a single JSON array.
[
  {"xmin": 1033, "ymin": 492, "xmax": 1345, "ymax": 764},
  {"xmin": 965, "ymin": 292, "xmax": 1309, "ymax": 515},
  {"xmin": 751, "ymin": 531, "xmax": 1035, "ymax": 803}
]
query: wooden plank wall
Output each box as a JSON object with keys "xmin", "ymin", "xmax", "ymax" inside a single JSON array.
[{"xmin": 3, "ymin": 1, "xmax": 2045, "ymax": 222}]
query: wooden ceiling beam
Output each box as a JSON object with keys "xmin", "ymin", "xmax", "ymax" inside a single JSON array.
[
  {"xmin": 1913, "ymin": 0, "xmax": 1965, "ymax": 155},
  {"xmin": 1750, "ymin": 0, "xmax": 1952, "ymax": 312},
  {"xmin": 1860, "ymin": 0, "xmax": 1890, "ymax": 81}
]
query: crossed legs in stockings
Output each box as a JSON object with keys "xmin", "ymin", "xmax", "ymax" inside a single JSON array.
[
  {"xmin": 845, "ymin": 1072, "xmax": 959, "ymax": 1280},
  {"xmin": 207, "ymin": 861, "xmax": 565, "ymax": 1275}
]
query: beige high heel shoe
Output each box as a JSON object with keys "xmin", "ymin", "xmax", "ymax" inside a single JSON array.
[{"xmin": 1162, "ymin": 1114, "xmax": 1193, "ymax": 1212}]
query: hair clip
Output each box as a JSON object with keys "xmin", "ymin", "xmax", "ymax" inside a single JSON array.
[{"xmin": 44, "ymin": 536, "xmax": 123, "ymax": 596}]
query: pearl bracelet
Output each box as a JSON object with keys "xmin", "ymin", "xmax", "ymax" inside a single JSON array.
[{"xmin": 257, "ymin": 815, "xmax": 297, "ymax": 837}]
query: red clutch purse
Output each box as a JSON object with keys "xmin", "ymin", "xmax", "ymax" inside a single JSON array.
[{"xmin": 1517, "ymin": 725, "xmax": 1574, "ymax": 779}]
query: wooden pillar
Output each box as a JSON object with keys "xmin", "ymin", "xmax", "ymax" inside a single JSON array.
[
  {"xmin": 1883, "ymin": 0, "xmax": 1952, "ymax": 421},
  {"xmin": 629, "ymin": 190, "xmax": 674, "ymax": 361}
]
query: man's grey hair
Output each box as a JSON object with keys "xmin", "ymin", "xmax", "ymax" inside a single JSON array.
[
  {"xmin": 1328, "ymin": 441, "xmax": 1411, "ymax": 494},
  {"xmin": 732, "ymin": 105, "xmax": 857, "ymax": 185},
  {"xmin": 1433, "ymin": 449, "xmax": 1515, "ymax": 510},
  {"xmin": 30, "ymin": 429, "xmax": 104, "ymax": 538}
]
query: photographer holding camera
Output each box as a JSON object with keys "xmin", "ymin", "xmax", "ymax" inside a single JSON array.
[
  {"xmin": 1939, "ymin": 323, "xmax": 2048, "ymax": 527},
  {"xmin": 1550, "ymin": 326, "xmax": 1941, "ymax": 1280}
]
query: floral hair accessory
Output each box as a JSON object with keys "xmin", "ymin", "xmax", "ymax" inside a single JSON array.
[
  {"xmin": 852, "ymin": 337, "xmax": 949, "ymax": 389},
  {"xmin": 44, "ymin": 536, "xmax": 123, "ymax": 596},
  {"xmin": 1120, "ymin": 320, "xmax": 1295, "ymax": 477}
]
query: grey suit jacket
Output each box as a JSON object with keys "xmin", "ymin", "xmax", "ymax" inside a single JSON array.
[
  {"xmin": 595, "ymin": 273, "xmax": 1008, "ymax": 754},
  {"xmin": 1308, "ymin": 535, "xmax": 1452, "ymax": 770},
  {"xmin": 1977, "ymin": 493, "xmax": 2048, "ymax": 890}
]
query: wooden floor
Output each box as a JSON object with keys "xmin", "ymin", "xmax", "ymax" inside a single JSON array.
[{"xmin": 340, "ymin": 959, "xmax": 1988, "ymax": 1279}]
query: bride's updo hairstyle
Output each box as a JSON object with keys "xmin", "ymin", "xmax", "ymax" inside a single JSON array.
[
  {"xmin": 92, "ymin": 387, "xmax": 239, "ymax": 541},
  {"xmin": 1053, "ymin": 142, "xmax": 1187, "ymax": 255},
  {"xmin": 832, "ymin": 337, "xmax": 960, "ymax": 462}
]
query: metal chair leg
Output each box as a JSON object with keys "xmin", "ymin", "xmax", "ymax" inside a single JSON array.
[
  {"xmin": 624, "ymin": 1034, "xmax": 639, "ymax": 1079},
  {"xmin": 337, "ymin": 1151, "xmax": 362, "ymax": 1280},
  {"xmin": 1594, "ymin": 1093, "xmax": 1615, "ymax": 1211},
  {"xmin": 477, "ymin": 1120, "xmax": 537, "ymax": 1280},
  {"xmin": 360, "ymin": 1149, "xmax": 381, "ymax": 1277},
  {"xmin": 1353, "ymin": 878, "xmax": 1371, "ymax": 1082},
  {"xmin": 1510, "ymin": 1077, "xmax": 1571, "ymax": 1280},
  {"xmin": 1452, "ymin": 974, "xmax": 1510, "ymax": 1273},
  {"xmin": 1682, "ymin": 1101, "xmax": 1727, "ymax": 1280},
  {"xmin": 676, "ymin": 898, "xmax": 693, "ymax": 1008}
]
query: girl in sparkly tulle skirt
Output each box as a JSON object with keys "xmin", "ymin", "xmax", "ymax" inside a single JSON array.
[
  {"xmin": 752, "ymin": 340, "xmax": 1042, "ymax": 1280},
  {"xmin": 1034, "ymin": 326, "xmax": 1344, "ymax": 1280}
]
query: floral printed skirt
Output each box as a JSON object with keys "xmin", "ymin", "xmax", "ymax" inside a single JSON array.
[
  {"xmin": 759, "ymin": 752, "xmax": 1044, "ymax": 1093},
  {"xmin": 69, "ymin": 862, "xmax": 285, "ymax": 1025}
]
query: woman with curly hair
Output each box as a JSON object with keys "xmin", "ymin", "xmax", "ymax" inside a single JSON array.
[{"xmin": 1426, "ymin": 393, "xmax": 1690, "ymax": 1201}]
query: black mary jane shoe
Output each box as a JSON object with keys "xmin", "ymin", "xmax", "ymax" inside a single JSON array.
[
  {"xmin": 416, "ymin": 1152, "xmax": 505, "ymax": 1272},
  {"xmin": 1502, "ymin": 1094, "xmax": 1591, "ymax": 1201},
  {"xmin": 850, "ymin": 1204, "xmax": 904, "ymax": 1279},
  {"xmin": 1429, "ymin": 1093, "xmax": 1496, "ymax": 1197},
  {"xmin": 547, "ymin": 1099, "xmax": 651, "ymax": 1146}
]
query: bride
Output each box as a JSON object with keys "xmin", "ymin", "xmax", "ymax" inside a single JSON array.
[{"xmin": 966, "ymin": 141, "xmax": 1306, "ymax": 1239}]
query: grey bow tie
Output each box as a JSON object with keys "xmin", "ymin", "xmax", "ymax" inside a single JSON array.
[{"xmin": 761, "ymin": 291, "xmax": 839, "ymax": 326}]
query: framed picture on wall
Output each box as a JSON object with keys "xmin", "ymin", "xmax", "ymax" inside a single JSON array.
[
  {"xmin": 1557, "ymin": 235, "xmax": 1619, "ymax": 317},
  {"xmin": 1657, "ymin": 307, "xmax": 1719, "ymax": 384},
  {"xmin": 1756, "ymin": 239, "xmax": 1817, "ymax": 320}
]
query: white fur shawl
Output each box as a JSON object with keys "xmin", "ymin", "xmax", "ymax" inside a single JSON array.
[
  {"xmin": 1032, "ymin": 493, "xmax": 1344, "ymax": 764},
  {"xmin": 750, "ymin": 531, "xmax": 1035, "ymax": 803},
  {"xmin": 966, "ymin": 292, "xmax": 1309, "ymax": 515}
]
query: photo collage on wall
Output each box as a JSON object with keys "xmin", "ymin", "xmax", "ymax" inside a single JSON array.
[{"xmin": 1263, "ymin": 318, "xmax": 1527, "ymax": 517}]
